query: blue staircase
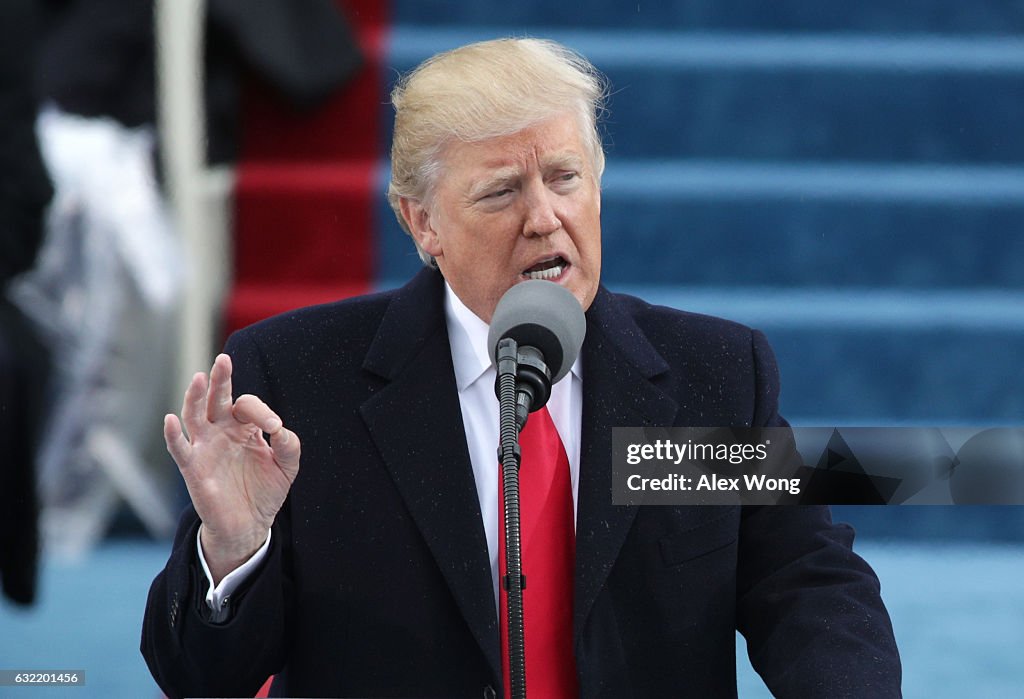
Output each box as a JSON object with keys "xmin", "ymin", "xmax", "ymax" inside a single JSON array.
[
  {"xmin": 390, "ymin": 1, "xmax": 1024, "ymax": 34},
  {"xmin": 377, "ymin": 2, "xmax": 1024, "ymax": 424}
]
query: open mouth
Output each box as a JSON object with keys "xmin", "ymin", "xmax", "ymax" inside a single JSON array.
[{"xmin": 522, "ymin": 256, "xmax": 568, "ymax": 281}]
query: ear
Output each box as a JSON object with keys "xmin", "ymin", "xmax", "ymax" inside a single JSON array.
[{"xmin": 399, "ymin": 198, "xmax": 443, "ymax": 258}]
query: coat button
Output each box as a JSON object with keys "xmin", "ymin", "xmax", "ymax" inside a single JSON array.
[{"xmin": 483, "ymin": 685, "xmax": 496, "ymax": 699}]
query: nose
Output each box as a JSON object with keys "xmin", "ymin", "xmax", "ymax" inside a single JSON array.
[{"xmin": 522, "ymin": 181, "xmax": 561, "ymax": 238}]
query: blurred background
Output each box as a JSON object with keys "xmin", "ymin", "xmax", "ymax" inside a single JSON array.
[{"xmin": 1, "ymin": 0, "xmax": 1021, "ymax": 696}]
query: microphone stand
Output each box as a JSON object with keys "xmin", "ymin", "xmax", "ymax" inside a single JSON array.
[{"xmin": 495, "ymin": 337, "xmax": 551, "ymax": 699}]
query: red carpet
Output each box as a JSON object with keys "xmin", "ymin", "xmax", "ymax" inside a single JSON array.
[{"xmin": 225, "ymin": 0, "xmax": 387, "ymax": 336}]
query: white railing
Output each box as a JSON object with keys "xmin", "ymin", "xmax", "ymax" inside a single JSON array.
[{"xmin": 155, "ymin": 0, "xmax": 234, "ymax": 393}]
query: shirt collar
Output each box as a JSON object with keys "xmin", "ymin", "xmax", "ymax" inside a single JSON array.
[
  {"xmin": 444, "ymin": 282, "xmax": 584, "ymax": 393},
  {"xmin": 445, "ymin": 283, "xmax": 494, "ymax": 392}
]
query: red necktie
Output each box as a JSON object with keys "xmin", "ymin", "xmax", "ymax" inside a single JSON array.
[{"xmin": 499, "ymin": 406, "xmax": 578, "ymax": 698}]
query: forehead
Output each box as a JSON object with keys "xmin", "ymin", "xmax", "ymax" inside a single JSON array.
[{"xmin": 439, "ymin": 112, "xmax": 588, "ymax": 179}]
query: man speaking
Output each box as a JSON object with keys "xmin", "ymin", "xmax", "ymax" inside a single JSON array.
[{"xmin": 142, "ymin": 38, "xmax": 901, "ymax": 698}]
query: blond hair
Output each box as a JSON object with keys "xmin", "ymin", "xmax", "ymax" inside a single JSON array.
[{"xmin": 387, "ymin": 37, "xmax": 608, "ymax": 266}]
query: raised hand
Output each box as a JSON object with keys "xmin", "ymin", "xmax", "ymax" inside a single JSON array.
[{"xmin": 164, "ymin": 353, "xmax": 300, "ymax": 584}]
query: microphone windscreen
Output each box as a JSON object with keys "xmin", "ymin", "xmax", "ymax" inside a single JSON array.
[{"xmin": 488, "ymin": 280, "xmax": 586, "ymax": 384}]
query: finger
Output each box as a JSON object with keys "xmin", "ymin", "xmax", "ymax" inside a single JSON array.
[
  {"xmin": 232, "ymin": 394, "xmax": 283, "ymax": 434},
  {"xmin": 269, "ymin": 427, "xmax": 301, "ymax": 479},
  {"xmin": 164, "ymin": 413, "xmax": 192, "ymax": 467},
  {"xmin": 180, "ymin": 371, "xmax": 209, "ymax": 439},
  {"xmin": 206, "ymin": 353, "xmax": 234, "ymax": 423}
]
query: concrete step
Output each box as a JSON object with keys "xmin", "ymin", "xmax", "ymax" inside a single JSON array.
[
  {"xmin": 375, "ymin": 160, "xmax": 1024, "ymax": 288},
  {"xmin": 609, "ymin": 286, "xmax": 1024, "ymax": 422},
  {"xmin": 391, "ymin": 1, "xmax": 1024, "ymax": 34},
  {"xmin": 599, "ymin": 161, "xmax": 1024, "ymax": 287},
  {"xmin": 383, "ymin": 28, "xmax": 1024, "ymax": 163}
]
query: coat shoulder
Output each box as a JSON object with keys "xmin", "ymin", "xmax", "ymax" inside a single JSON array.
[
  {"xmin": 604, "ymin": 289, "xmax": 762, "ymax": 356},
  {"xmin": 595, "ymin": 289, "xmax": 782, "ymax": 426},
  {"xmin": 228, "ymin": 288, "xmax": 397, "ymax": 352}
]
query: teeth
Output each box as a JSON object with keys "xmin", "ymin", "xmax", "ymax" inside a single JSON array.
[{"xmin": 526, "ymin": 265, "xmax": 564, "ymax": 280}]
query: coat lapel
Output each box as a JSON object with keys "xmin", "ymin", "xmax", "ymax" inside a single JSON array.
[
  {"xmin": 574, "ymin": 288, "xmax": 680, "ymax": 647},
  {"xmin": 356, "ymin": 275, "xmax": 681, "ymax": 676},
  {"xmin": 359, "ymin": 269, "xmax": 502, "ymax": 682}
]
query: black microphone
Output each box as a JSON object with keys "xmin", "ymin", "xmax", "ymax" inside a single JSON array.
[
  {"xmin": 489, "ymin": 280, "xmax": 585, "ymax": 698},
  {"xmin": 488, "ymin": 280, "xmax": 586, "ymax": 421}
]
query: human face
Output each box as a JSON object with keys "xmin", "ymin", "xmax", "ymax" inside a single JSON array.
[{"xmin": 400, "ymin": 112, "xmax": 602, "ymax": 323}]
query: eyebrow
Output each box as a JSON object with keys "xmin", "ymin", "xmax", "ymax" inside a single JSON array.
[
  {"xmin": 468, "ymin": 167, "xmax": 520, "ymax": 199},
  {"xmin": 544, "ymin": 152, "xmax": 586, "ymax": 172},
  {"xmin": 468, "ymin": 152, "xmax": 587, "ymax": 199}
]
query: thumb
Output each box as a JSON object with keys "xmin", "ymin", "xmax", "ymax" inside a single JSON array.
[{"xmin": 269, "ymin": 427, "xmax": 301, "ymax": 479}]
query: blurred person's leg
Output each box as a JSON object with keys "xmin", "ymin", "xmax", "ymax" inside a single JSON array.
[
  {"xmin": 12, "ymin": 107, "xmax": 182, "ymax": 555},
  {"xmin": 0, "ymin": 299, "xmax": 49, "ymax": 604}
]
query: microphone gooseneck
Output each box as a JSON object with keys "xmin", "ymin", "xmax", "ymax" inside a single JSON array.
[{"xmin": 489, "ymin": 280, "xmax": 586, "ymax": 699}]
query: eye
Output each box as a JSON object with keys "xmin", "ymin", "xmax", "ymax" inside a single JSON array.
[
  {"xmin": 484, "ymin": 188, "xmax": 513, "ymax": 199},
  {"xmin": 551, "ymin": 171, "xmax": 580, "ymax": 190}
]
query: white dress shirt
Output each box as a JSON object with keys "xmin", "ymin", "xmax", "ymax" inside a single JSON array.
[
  {"xmin": 201, "ymin": 282, "xmax": 583, "ymax": 613},
  {"xmin": 444, "ymin": 283, "xmax": 583, "ymax": 608}
]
